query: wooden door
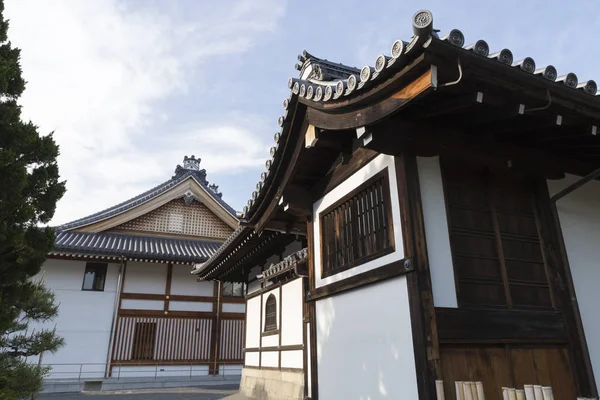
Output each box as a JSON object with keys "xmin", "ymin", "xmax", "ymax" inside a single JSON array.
[{"xmin": 439, "ymin": 344, "xmax": 577, "ymax": 400}]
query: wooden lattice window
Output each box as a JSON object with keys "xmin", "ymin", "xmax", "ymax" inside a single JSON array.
[
  {"xmin": 320, "ymin": 169, "xmax": 394, "ymax": 278},
  {"xmin": 131, "ymin": 322, "xmax": 157, "ymax": 360},
  {"xmin": 264, "ymin": 294, "xmax": 277, "ymax": 332},
  {"xmin": 441, "ymin": 160, "xmax": 553, "ymax": 309}
]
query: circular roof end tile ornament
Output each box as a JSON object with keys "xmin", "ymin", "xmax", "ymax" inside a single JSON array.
[
  {"xmin": 256, "ymin": 182, "xmax": 263, "ymax": 191},
  {"xmin": 283, "ymin": 98, "xmax": 289, "ymax": 109},
  {"xmin": 534, "ymin": 65, "xmax": 557, "ymax": 81},
  {"xmin": 335, "ymin": 80, "xmax": 346, "ymax": 97},
  {"xmin": 314, "ymin": 86, "xmax": 324, "ymax": 101},
  {"xmin": 269, "ymin": 146, "xmax": 277, "ymax": 157},
  {"xmin": 375, "ymin": 54, "xmax": 389, "ymax": 73},
  {"xmin": 557, "ymin": 72, "xmax": 578, "ymax": 88},
  {"xmin": 277, "ymin": 116, "xmax": 285, "ymax": 127},
  {"xmin": 323, "ymin": 85, "xmax": 333, "ymax": 102},
  {"xmin": 274, "ymin": 132, "xmax": 281, "ymax": 143},
  {"xmin": 465, "ymin": 40, "xmax": 489, "ymax": 57},
  {"xmin": 489, "ymin": 48, "xmax": 513, "ymax": 65},
  {"xmin": 440, "ymin": 29, "xmax": 465, "ymax": 47},
  {"xmin": 347, "ymin": 74, "xmax": 358, "ymax": 93},
  {"xmin": 577, "ymin": 80, "xmax": 597, "ymax": 95},
  {"xmin": 391, "ymin": 40, "xmax": 406, "ymax": 59},
  {"xmin": 243, "ymin": 205, "xmax": 249, "ymax": 214},
  {"xmin": 265, "ymin": 159, "xmax": 272, "ymax": 170},
  {"xmin": 299, "ymin": 84, "xmax": 307, "ymax": 97},
  {"xmin": 306, "ymin": 84, "xmax": 314, "ymax": 99},
  {"xmin": 292, "ymin": 81, "xmax": 300, "ymax": 95},
  {"xmin": 513, "ymin": 57, "xmax": 536, "ymax": 73},
  {"xmin": 360, "ymin": 66, "xmax": 374, "ymax": 83},
  {"xmin": 260, "ymin": 172, "xmax": 267, "ymax": 182},
  {"xmin": 412, "ymin": 9, "xmax": 434, "ymax": 36},
  {"xmin": 247, "ymin": 199, "xmax": 253, "ymax": 208},
  {"xmin": 252, "ymin": 191, "xmax": 258, "ymax": 200},
  {"xmin": 288, "ymin": 77, "xmax": 294, "ymax": 89}
]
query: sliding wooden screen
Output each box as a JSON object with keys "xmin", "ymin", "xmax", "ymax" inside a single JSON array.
[{"xmin": 441, "ymin": 160, "xmax": 552, "ymax": 309}]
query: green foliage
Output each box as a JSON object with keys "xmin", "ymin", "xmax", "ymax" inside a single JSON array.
[{"xmin": 0, "ymin": 0, "xmax": 66, "ymax": 398}]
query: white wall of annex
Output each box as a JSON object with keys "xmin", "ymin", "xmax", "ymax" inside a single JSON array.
[
  {"xmin": 261, "ymin": 351, "xmax": 278, "ymax": 368},
  {"xmin": 122, "ymin": 262, "xmax": 167, "ymax": 294},
  {"xmin": 169, "ymin": 301, "xmax": 212, "ymax": 312},
  {"xmin": 547, "ymin": 175, "xmax": 600, "ymax": 389},
  {"xmin": 245, "ymin": 297, "xmax": 261, "ymax": 349},
  {"xmin": 222, "ymin": 303, "xmax": 246, "ymax": 313},
  {"xmin": 281, "ymin": 350, "xmax": 303, "ymax": 369},
  {"xmin": 121, "ymin": 299, "xmax": 163, "ymax": 310},
  {"xmin": 245, "ymin": 352, "xmax": 259, "ymax": 367},
  {"xmin": 171, "ymin": 264, "xmax": 213, "ymax": 296},
  {"xmin": 281, "ymin": 278, "xmax": 303, "ymax": 346},
  {"xmin": 417, "ymin": 156, "xmax": 457, "ymax": 308},
  {"xmin": 31, "ymin": 259, "xmax": 120, "ymax": 377},
  {"xmin": 315, "ymin": 275, "xmax": 418, "ymax": 400},
  {"xmin": 312, "ymin": 154, "xmax": 405, "ymax": 288}
]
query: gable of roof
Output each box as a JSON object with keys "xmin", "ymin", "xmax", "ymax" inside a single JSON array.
[
  {"xmin": 109, "ymin": 197, "xmax": 233, "ymax": 240},
  {"xmin": 59, "ymin": 156, "xmax": 238, "ymax": 233}
]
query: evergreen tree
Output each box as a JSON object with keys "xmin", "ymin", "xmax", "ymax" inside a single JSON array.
[{"xmin": 0, "ymin": 0, "xmax": 66, "ymax": 398}]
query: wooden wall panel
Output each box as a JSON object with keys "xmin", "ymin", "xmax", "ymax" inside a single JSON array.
[
  {"xmin": 440, "ymin": 344, "xmax": 577, "ymax": 400},
  {"xmin": 219, "ymin": 319, "xmax": 245, "ymax": 360}
]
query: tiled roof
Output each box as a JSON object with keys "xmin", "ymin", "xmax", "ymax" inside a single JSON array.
[
  {"xmin": 59, "ymin": 157, "xmax": 237, "ymax": 231},
  {"xmin": 239, "ymin": 9, "xmax": 599, "ymax": 222},
  {"xmin": 262, "ymin": 248, "xmax": 308, "ymax": 280},
  {"xmin": 50, "ymin": 230, "xmax": 222, "ymax": 264}
]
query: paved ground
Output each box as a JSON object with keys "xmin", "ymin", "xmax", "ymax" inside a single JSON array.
[{"xmin": 38, "ymin": 385, "xmax": 239, "ymax": 400}]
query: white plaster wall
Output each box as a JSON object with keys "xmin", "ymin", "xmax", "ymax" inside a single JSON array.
[
  {"xmin": 169, "ymin": 301, "xmax": 212, "ymax": 312},
  {"xmin": 171, "ymin": 265, "xmax": 213, "ymax": 296},
  {"xmin": 122, "ymin": 262, "xmax": 167, "ymax": 294},
  {"xmin": 245, "ymin": 352, "xmax": 259, "ymax": 367},
  {"xmin": 281, "ymin": 350, "xmax": 303, "ymax": 369},
  {"xmin": 417, "ymin": 156, "xmax": 457, "ymax": 308},
  {"xmin": 281, "ymin": 278, "xmax": 303, "ymax": 346},
  {"xmin": 121, "ymin": 299, "xmax": 164, "ymax": 310},
  {"xmin": 307, "ymin": 322, "xmax": 312, "ymax": 394},
  {"xmin": 222, "ymin": 303, "xmax": 246, "ymax": 313},
  {"xmin": 315, "ymin": 275, "xmax": 418, "ymax": 400},
  {"xmin": 547, "ymin": 175, "xmax": 600, "ymax": 389},
  {"xmin": 261, "ymin": 334, "xmax": 278, "ymax": 347},
  {"xmin": 31, "ymin": 259, "xmax": 120, "ymax": 378},
  {"xmin": 312, "ymin": 154, "xmax": 405, "ymax": 288},
  {"xmin": 112, "ymin": 365, "xmax": 209, "ymax": 378},
  {"xmin": 261, "ymin": 351, "xmax": 278, "ymax": 368},
  {"xmin": 246, "ymin": 297, "xmax": 261, "ymax": 348}
]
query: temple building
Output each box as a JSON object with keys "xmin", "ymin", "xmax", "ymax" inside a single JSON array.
[
  {"xmin": 194, "ymin": 10, "xmax": 600, "ymax": 400},
  {"xmin": 33, "ymin": 156, "xmax": 246, "ymax": 380}
]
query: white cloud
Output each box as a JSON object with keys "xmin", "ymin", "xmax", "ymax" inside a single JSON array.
[{"xmin": 4, "ymin": 0, "xmax": 286, "ymax": 225}]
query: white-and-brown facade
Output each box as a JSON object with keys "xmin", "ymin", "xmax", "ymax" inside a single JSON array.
[{"xmin": 34, "ymin": 156, "xmax": 246, "ymax": 379}]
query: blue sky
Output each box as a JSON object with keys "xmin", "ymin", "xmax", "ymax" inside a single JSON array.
[{"xmin": 5, "ymin": 0, "xmax": 600, "ymax": 224}]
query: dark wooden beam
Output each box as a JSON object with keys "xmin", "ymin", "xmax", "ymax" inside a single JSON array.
[
  {"xmin": 395, "ymin": 152, "xmax": 440, "ymax": 400},
  {"xmin": 305, "ymin": 66, "xmax": 437, "ymax": 130},
  {"xmin": 436, "ymin": 308, "xmax": 567, "ymax": 342}
]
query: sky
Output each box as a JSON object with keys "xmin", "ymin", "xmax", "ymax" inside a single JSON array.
[{"xmin": 4, "ymin": 0, "xmax": 600, "ymax": 225}]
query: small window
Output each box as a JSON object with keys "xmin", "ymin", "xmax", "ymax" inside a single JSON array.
[
  {"xmin": 82, "ymin": 263, "xmax": 107, "ymax": 291},
  {"xmin": 264, "ymin": 294, "xmax": 277, "ymax": 332},
  {"xmin": 320, "ymin": 169, "xmax": 394, "ymax": 278},
  {"xmin": 222, "ymin": 282, "xmax": 246, "ymax": 298},
  {"xmin": 131, "ymin": 322, "xmax": 157, "ymax": 360}
]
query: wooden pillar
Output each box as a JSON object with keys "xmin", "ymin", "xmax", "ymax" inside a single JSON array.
[
  {"xmin": 306, "ymin": 219, "xmax": 319, "ymax": 399},
  {"xmin": 164, "ymin": 263, "xmax": 173, "ymax": 312},
  {"xmin": 534, "ymin": 180, "xmax": 597, "ymax": 397},
  {"xmin": 395, "ymin": 153, "xmax": 440, "ymax": 399},
  {"xmin": 208, "ymin": 281, "xmax": 221, "ymax": 375}
]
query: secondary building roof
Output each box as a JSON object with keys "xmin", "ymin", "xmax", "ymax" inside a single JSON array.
[{"xmin": 51, "ymin": 155, "xmax": 238, "ymax": 265}]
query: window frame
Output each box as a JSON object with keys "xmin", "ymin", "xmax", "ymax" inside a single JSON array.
[
  {"xmin": 263, "ymin": 294, "xmax": 278, "ymax": 334},
  {"xmin": 131, "ymin": 322, "xmax": 157, "ymax": 361},
  {"xmin": 81, "ymin": 262, "xmax": 108, "ymax": 292},
  {"xmin": 318, "ymin": 168, "xmax": 395, "ymax": 279},
  {"xmin": 221, "ymin": 281, "xmax": 246, "ymax": 298}
]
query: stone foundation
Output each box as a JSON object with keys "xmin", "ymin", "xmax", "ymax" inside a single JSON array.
[{"xmin": 240, "ymin": 368, "xmax": 304, "ymax": 400}]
